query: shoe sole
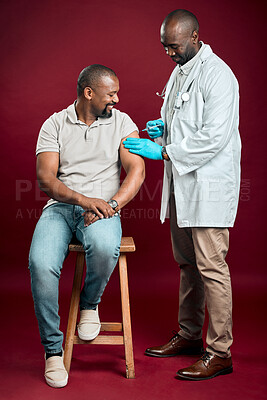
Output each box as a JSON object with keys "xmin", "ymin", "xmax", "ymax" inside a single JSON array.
[
  {"xmin": 176, "ymin": 366, "xmax": 233, "ymax": 381},
  {"xmin": 45, "ymin": 376, "xmax": 68, "ymax": 388},
  {"xmin": 144, "ymin": 348, "xmax": 204, "ymax": 358},
  {"xmin": 77, "ymin": 325, "xmax": 101, "ymax": 341}
]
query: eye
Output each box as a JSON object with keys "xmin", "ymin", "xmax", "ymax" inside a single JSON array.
[{"xmin": 163, "ymin": 44, "xmax": 178, "ymax": 52}]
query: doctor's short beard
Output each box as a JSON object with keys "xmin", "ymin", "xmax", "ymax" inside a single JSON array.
[{"xmin": 175, "ymin": 46, "xmax": 199, "ymax": 66}]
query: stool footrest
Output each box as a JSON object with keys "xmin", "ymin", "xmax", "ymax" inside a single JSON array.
[
  {"xmin": 73, "ymin": 335, "xmax": 124, "ymax": 345},
  {"xmin": 100, "ymin": 322, "xmax": 122, "ymax": 331},
  {"xmin": 69, "ymin": 237, "xmax": 135, "ymax": 253}
]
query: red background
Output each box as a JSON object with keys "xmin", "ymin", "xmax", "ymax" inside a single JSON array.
[{"xmin": 0, "ymin": 0, "xmax": 266, "ymax": 399}]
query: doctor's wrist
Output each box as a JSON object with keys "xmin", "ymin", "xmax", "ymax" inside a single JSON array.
[{"xmin": 161, "ymin": 146, "xmax": 170, "ymax": 161}]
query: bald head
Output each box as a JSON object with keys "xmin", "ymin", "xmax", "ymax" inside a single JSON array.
[
  {"xmin": 160, "ymin": 9, "xmax": 200, "ymax": 65},
  {"xmin": 162, "ymin": 9, "xmax": 199, "ymax": 35}
]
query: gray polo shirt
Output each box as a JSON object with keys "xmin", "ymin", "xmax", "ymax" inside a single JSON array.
[{"xmin": 36, "ymin": 102, "xmax": 138, "ymax": 208}]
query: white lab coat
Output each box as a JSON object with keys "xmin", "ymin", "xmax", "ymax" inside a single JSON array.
[{"xmin": 158, "ymin": 44, "xmax": 241, "ymax": 227}]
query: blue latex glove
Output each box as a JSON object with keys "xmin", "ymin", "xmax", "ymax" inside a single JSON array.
[
  {"xmin": 123, "ymin": 138, "xmax": 163, "ymax": 160},
  {"xmin": 146, "ymin": 119, "xmax": 164, "ymax": 139}
]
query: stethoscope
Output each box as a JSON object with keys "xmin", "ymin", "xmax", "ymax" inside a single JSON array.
[
  {"xmin": 156, "ymin": 56, "xmax": 205, "ymax": 103},
  {"xmin": 156, "ymin": 85, "xmax": 167, "ymax": 99},
  {"xmin": 174, "ymin": 90, "xmax": 191, "ymax": 109},
  {"xmin": 180, "ymin": 92, "xmax": 190, "ymax": 102},
  {"xmin": 156, "ymin": 80, "xmax": 193, "ymax": 108}
]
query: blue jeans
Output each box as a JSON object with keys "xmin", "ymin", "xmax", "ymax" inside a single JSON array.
[{"xmin": 29, "ymin": 203, "xmax": 122, "ymax": 354}]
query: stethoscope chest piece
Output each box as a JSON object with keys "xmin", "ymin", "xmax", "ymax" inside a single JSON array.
[{"xmin": 181, "ymin": 92, "xmax": 190, "ymax": 102}]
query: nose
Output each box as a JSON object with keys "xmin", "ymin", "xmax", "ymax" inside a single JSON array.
[{"xmin": 113, "ymin": 93, "xmax": 119, "ymax": 103}]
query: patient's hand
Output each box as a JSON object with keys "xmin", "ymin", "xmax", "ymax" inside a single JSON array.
[{"xmin": 82, "ymin": 210, "xmax": 100, "ymax": 227}]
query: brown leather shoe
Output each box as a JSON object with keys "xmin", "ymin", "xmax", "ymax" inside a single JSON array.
[
  {"xmin": 176, "ymin": 351, "xmax": 233, "ymax": 380},
  {"xmin": 145, "ymin": 332, "xmax": 204, "ymax": 358}
]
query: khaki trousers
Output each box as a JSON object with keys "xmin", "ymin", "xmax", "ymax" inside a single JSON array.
[{"xmin": 170, "ymin": 193, "xmax": 233, "ymax": 358}]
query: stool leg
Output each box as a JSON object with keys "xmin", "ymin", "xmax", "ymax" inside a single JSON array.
[
  {"xmin": 119, "ymin": 253, "xmax": 135, "ymax": 379},
  {"xmin": 64, "ymin": 252, "xmax": 85, "ymax": 374}
]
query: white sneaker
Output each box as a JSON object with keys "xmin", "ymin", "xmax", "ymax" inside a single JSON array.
[
  {"xmin": 44, "ymin": 354, "xmax": 68, "ymax": 388},
  {"xmin": 77, "ymin": 306, "xmax": 101, "ymax": 341}
]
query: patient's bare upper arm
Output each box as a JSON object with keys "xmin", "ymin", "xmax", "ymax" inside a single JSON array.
[
  {"xmin": 36, "ymin": 152, "xmax": 59, "ymax": 181},
  {"xmin": 119, "ymin": 131, "xmax": 145, "ymax": 173}
]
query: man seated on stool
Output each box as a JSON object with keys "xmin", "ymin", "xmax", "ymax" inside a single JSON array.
[{"xmin": 29, "ymin": 64, "xmax": 145, "ymax": 388}]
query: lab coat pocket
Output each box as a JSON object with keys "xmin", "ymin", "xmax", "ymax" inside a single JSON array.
[{"xmin": 178, "ymin": 92, "xmax": 204, "ymax": 122}]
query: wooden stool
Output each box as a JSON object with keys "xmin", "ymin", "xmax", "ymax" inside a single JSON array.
[{"xmin": 64, "ymin": 236, "xmax": 136, "ymax": 379}]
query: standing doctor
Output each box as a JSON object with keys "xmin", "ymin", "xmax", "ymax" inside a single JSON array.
[{"xmin": 124, "ymin": 9, "xmax": 241, "ymax": 380}]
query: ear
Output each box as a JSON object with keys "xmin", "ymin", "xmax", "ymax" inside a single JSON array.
[
  {"xmin": 83, "ymin": 86, "xmax": 93, "ymax": 100},
  {"xmin": 192, "ymin": 30, "xmax": 199, "ymax": 44}
]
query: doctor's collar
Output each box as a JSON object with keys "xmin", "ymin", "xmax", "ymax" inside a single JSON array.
[{"xmin": 179, "ymin": 41, "xmax": 205, "ymax": 75}]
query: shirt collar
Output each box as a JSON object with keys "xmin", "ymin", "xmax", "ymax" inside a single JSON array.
[
  {"xmin": 66, "ymin": 102, "xmax": 79, "ymax": 124},
  {"xmin": 67, "ymin": 101, "xmax": 113, "ymax": 127},
  {"xmin": 179, "ymin": 41, "xmax": 206, "ymax": 76}
]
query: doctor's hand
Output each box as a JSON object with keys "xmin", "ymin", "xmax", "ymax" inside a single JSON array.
[
  {"xmin": 146, "ymin": 119, "xmax": 164, "ymax": 139},
  {"xmin": 123, "ymin": 138, "xmax": 163, "ymax": 160}
]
